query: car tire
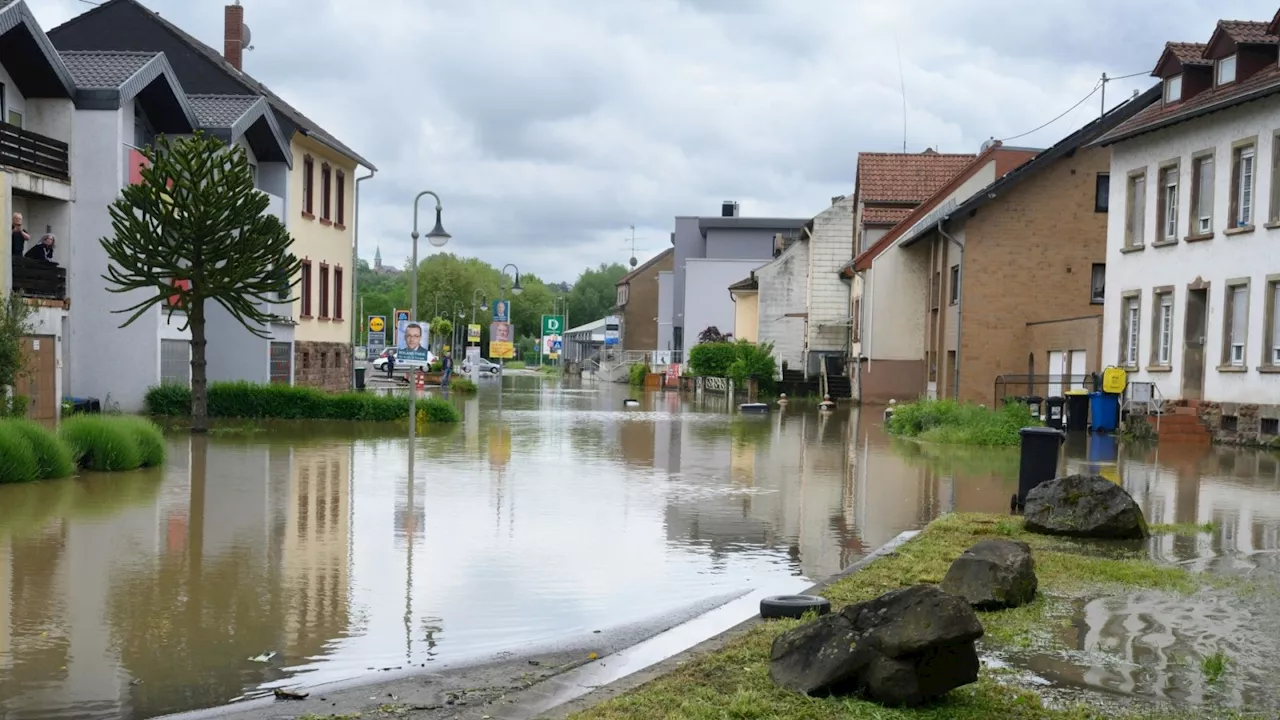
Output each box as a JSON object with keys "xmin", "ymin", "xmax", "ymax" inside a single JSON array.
[
  {"xmin": 489, "ymin": 367, "xmax": 500, "ymax": 374},
  {"xmin": 759, "ymin": 594, "xmax": 831, "ymax": 620}
]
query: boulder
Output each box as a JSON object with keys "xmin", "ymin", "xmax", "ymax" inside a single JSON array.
[
  {"xmin": 769, "ymin": 585, "xmax": 983, "ymax": 706},
  {"xmin": 1023, "ymin": 473, "xmax": 1148, "ymax": 540},
  {"xmin": 941, "ymin": 539, "xmax": 1037, "ymax": 610}
]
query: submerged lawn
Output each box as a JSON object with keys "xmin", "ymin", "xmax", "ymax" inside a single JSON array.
[{"xmin": 572, "ymin": 514, "xmax": 1240, "ymax": 720}]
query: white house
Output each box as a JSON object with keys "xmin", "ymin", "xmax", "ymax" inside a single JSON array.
[{"xmin": 1098, "ymin": 16, "xmax": 1280, "ymax": 431}]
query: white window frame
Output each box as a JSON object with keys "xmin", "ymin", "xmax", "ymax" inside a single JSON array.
[
  {"xmin": 1157, "ymin": 293, "xmax": 1173, "ymax": 366},
  {"xmin": 1227, "ymin": 284, "xmax": 1248, "ymax": 367},
  {"xmin": 1126, "ymin": 171, "xmax": 1147, "ymax": 248},
  {"xmin": 1195, "ymin": 155, "xmax": 1214, "ymax": 234},
  {"xmin": 1164, "ymin": 74, "xmax": 1183, "ymax": 103},
  {"xmin": 1125, "ymin": 297, "xmax": 1141, "ymax": 368},
  {"xmin": 1218, "ymin": 54, "xmax": 1237, "ymax": 85},
  {"xmin": 1272, "ymin": 282, "xmax": 1280, "ymax": 365},
  {"xmin": 1162, "ymin": 165, "xmax": 1178, "ymax": 240},
  {"xmin": 1237, "ymin": 145, "xmax": 1256, "ymax": 227}
]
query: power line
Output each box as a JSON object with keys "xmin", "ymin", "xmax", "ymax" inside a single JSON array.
[{"xmin": 998, "ymin": 79, "xmax": 1102, "ymax": 142}]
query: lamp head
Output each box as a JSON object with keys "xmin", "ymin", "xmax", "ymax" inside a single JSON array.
[{"xmin": 426, "ymin": 207, "xmax": 451, "ymax": 248}]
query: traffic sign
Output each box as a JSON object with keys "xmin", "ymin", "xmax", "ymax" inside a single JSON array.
[
  {"xmin": 541, "ymin": 314, "xmax": 564, "ymax": 337},
  {"xmin": 551, "ymin": 339, "xmax": 563, "ymax": 352}
]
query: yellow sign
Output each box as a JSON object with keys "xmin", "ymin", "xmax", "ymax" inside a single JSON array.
[
  {"xmin": 467, "ymin": 324, "xmax": 481, "ymax": 343},
  {"xmin": 369, "ymin": 316, "xmax": 385, "ymax": 333},
  {"xmin": 491, "ymin": 341, "xmax": 514, "ymax": 359}
]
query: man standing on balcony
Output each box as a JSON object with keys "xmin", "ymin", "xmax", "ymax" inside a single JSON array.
[{"xmin": 11, "ymin": 213, "xmax": 29, "ymax": 256}]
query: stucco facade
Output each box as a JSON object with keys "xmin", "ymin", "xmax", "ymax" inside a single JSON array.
[
  {"xmin": 730, "ymin": 285, "xmax": 758, "ymax": 343},
  {"xmin": 756, "ymin": 240, "xmax": 809, "ymax": 372},
  {"xmin": 685, "ymin": 258, "xmax": 769, "ymax": 343}
]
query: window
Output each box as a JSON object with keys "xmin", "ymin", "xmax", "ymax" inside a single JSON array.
[
  {"xmin": 1232, "ymin": 144, "xmax": 1256, "ymax": 227},
  {"xmin": 334, "ymin": 266, "xmax": 344, "ymax": 320},
  {"xmin": 320, "ymin": 163, "xmax": 332, "ymax": 221},
  {"xmin": 269, "ymin": 342, "xmax": 292, "ymax": 384},
  {"xmin": 1267, "ymin": 280, "xmax": 1280, "ymax": 366},
  {"xmin": 319, "ymin": 263, "xmax": 330, "ymax": 318},
  {"xmin": 1164, "ymin": 74, "xmax": 1183, "ymax": 103},
  {"xmin": 1218, "ymin": 54, "xmax": 1237, "ymax": 85},
  {"xmin": 336, "ymin": 171, "xmax": 346, "ymax": 226},
  {"xmin": 1223, "ymin": 283, "xmax": 1249, "ymax": 367},
  {"xmin": 1190, "ymin": 154, "xmax": 1214, "ymax": 234},
  {"xmin": 617, "ymin": 284, "xmax": 628, "ymax": 306},
  {"xmin": 1121, "ymin": 295, "xmax": 1141, "ymax": 368},
  {"xmin": 1270, "ymin": 137, "xmax": 1280, "ymax": 224},
  {"xmin": 302, "ymin": 156, "xmax": 314, "ymax": 216},
  {"xmin": 1125, "ymin": 172, "xmax": 1146, "ymax": 247},
  {"xmin": 300, "ymin": 260, "xmax": 313, "ymax": 316},
  {"xmin": 949, "ymin": 265, "xmax": 960, "ymax": 305},
  {"xmin": 249, "ymin": 163, "xmax": 259, "ymax": 188},
  {"xmin": 160, "ymin": 339, "xmax": 190, "ymax": 387},
  {"xmin": 1158, "ymin": 164, "xmax": 1178, "ymax": 241},
  {"xmin": 1152, "ymin": 291, "xmax": 1174, "ymax": 366},
  {"xmin": 1095, "ymin": 173, "xmax": 1110, "ymax": 212},
  {"xmin": 1090, "ymin": 264, "xmax": 1106, "ymax": 304}
]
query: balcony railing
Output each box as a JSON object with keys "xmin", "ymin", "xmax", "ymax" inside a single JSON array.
[
  {"xmin": 13, "ymin": 257, "xmax": 67, "ymax": 301},
  {"xmin": 0, "ymin": 123, "xmax": 70, "ymax": 181}
]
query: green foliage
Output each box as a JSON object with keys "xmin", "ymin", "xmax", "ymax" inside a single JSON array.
[
  {"xmin": 0, "ymin": 295, "xmax": 33, "ymax": 416},
  {"xmin": 505, "ymin": 361, "xmax": 527, "ymax": 370},
  {"xmin": 450, "ymin": 377, "xmax": 478, "ymax": 393},
  {"xmin": 0, "ymin": 422, "xmax": 41, "ymax": 483},
  {"xmin": 59, "ymin": 416, "xmax": 143, "ymax": 472},
  {"xmin": 111, "ymin": 416, "xmax": 167, "ymax": 467},
  {"xmin": 8, "ymin": 420, "xmax": 75, "ymax": 480},
  {"xmin": 887, "ymin": 399, "xmax": 1040, "ymax": 446},
  {"xmin": 567, "ymin": 263, "xmax": 629, "ymax": 326},
  {"xmin": 697, "ymin": 326, "xmax": 730, "ymax": 344},
  {"xmin": 688, "ymin": 342, "xmax": 737, "ymax": 377},
  {"xmin": 726, "ymin": 340, "xmax": 777, "ymax": 386},
  {"xmin": 429, "ymin": 316, "xmax": 453, "ymax": 349},
  {"xmin": 144, "ymin": 381, "xmax": 413, "ymax": 421},
  {"xmin": 629, "ymin": 362, "xmax": 650, "ymax": 385},
  {"xmin": 415, "ymin": 397, "xmax": 462, "ymax": 426}
]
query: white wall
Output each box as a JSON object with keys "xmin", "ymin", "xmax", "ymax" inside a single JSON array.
[
  {"xmin": 1103, "ymin": 95, "xmax": 1280, "ymax": 404},
  {"xmin": 808, "ymin": 197, "xmax": 855, "ymax": 359},
  {"xmin": 656, "ymin": 269, "xmax": 673, "ymax": 353},
  {"xmin": 757, "ymin": 241, "xmax": 808, "ymax": 373},
  {"xmin": 862, "ymin": 239, "xmax": 931, "ymax": 362},
  {"xmin": 24, "ymin": 98, "xmax": 74, "ymax": 145},
  {"xmin": 0, "ymin": 62, "xmax": 26, "ymax": 126},
  {"xmin": 684, "ymin": 258, "xmax": 767, "ymax": 345}
]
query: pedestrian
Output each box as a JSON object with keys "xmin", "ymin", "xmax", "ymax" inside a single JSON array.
[
  {"xmin": 386, "ymin": 348, "xmax": 396, "ymax": 379},
  {"xmin": 441, "ymin": 351, "xmax": 453, "ymax": 386}
]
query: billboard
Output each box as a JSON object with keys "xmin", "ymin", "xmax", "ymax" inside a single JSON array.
[
  {"xmin": 489, "ymin": 321, "xmax": 514, "ymax": 359},
  {"xmin": 604, "ymin": 315, "xmax": 620, "ymax": 346},
  {"xmin": 395, "ymin": 317, "xmax": 430, "ymax": 363}
]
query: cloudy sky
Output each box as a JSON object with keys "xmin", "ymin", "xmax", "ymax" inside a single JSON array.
[{"xmin": 32, "ymin": 0, "xmax": 1276, "ymax": 284}]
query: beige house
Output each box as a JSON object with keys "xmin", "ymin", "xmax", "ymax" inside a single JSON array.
[{"xmin": 729, "ymin": 274, "xmax": 758, "ymax": 342}]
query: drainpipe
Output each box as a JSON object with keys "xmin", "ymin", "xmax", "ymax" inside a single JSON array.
[
  {"xmin": 937, "ymin": 219, "xmax": 963, "ymax": 400},
  {"xmin": 352, "ymin": 168, "xmax": 376, "ymax": 386}
]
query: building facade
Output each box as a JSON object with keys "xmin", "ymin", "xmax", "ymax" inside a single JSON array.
[
  {"xmin": 1098, "ymin": 15, "xmax": 1280, "ymax": 437},
  {"xmin": 614, "ymin": 248, "xmax": 673, "ymax": 353}
]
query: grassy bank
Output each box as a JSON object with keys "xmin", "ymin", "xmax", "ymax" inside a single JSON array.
[
  {"xmin": 573, "ymin": 514, "xmax": 1218, "ymax": 720},
  {"xmin": 0, "ymin": 416, "xmax": 165, "ymax": 483},
  {"xmin": 887, "ymin": 399, "xmax": 1039, "ymax": 446},
  {"xmin": 145, "ymin": 382, "xmax": 414, "ymax": 421}
]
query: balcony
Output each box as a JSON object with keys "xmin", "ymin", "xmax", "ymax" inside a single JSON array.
[
  {"xmin": 13, "ymin": 257, "xmax": 66, "ymax": 301},
  {"xmin": 0, "ymin": 123, "xmax": 69, "ymax": 181}
]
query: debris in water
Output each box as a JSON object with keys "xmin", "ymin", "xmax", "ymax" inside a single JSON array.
[
  {"xmin": 249, "ymin": 651, "xmax": 277, "ymax": 663},
  {"xmin": 588, "ymin": 652, "xmax": 598, "ymax": 660},
  {"xmin": 273, "ymin": 688, "xmax": 308, "ymax": 701}
]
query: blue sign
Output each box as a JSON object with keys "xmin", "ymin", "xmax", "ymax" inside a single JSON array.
[
  {"xmin": 492, "ymin": 299, "xmax": 510, "ymax": 323},
  {"xmin": 551, "ymin": 339, "xmax": 563, "ymax": 352}
]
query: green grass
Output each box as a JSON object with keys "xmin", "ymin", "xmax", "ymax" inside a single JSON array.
[
  {"xmin": 415, "ymin": 397, "xmax": 462, "ymax": 426},
  {"xmin": 8, "ymin": 421, "xmax": 75, "ymax": 480},
  {"xmin": 887, "ymin": 399, "xmax": 1041, "ymax": 446},
  {"xmin": 1150, "ymin": 522, "xmax": 1219, "ymax": 536},
  {"xmin": 0, "ymin": 423, "xmax": 40, "ymax": 484},
  {"xmin": 58, "ymin": 415, "xmax": 165, "ymax": 472},
  {"xmin": 450, "ymin": 377, "xmax": 478, "ymax": 393},
  {"xmin": 572, "ymin": 514, "xmax": 1210, "ymax": 720},
  {"xmin": 505, "ymin": 361, "xmax": 527, "ymax": 370},
  {"xmin": 144, "ymin": 381, "xmax": 411, "ymax": 422},
  {"xmin": 1202, "ymin": 650, "xmax": 1230, "ymax": 683}
]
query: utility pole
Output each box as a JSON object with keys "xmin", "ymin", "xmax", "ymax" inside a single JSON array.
[{"xmin": 1100, "ymin": 72, "xmax": 1107, "ymax": 117}]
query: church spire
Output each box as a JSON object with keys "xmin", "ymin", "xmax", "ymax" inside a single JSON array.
[{"xmin": 374, "ymin": 245, "xmax": 382, "ymax": 270}]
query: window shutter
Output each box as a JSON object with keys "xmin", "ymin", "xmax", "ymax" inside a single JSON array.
[{"xmin": 1232, "ymin": 287, "xmax": 1247, "ymax": 343}]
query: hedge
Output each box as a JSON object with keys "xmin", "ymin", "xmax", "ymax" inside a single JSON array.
[{"xmin": 145, "ymin": 382, "xmax": 413, "ymax": 421}]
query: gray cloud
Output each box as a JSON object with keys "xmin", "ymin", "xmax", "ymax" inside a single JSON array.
[{"xmin": 33, "ymin": 0, "xmax": 1280, "ymax": 283}]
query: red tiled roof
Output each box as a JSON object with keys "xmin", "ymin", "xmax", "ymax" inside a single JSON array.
[
  {"xmin": 855, "ymin": 150, "xmax": 976, "ymax": 205},
  {"xmin": 861, "ymin": 206, "xmax": 912, "ymax": 227},
  {"xmin": 1216, "ymin": 19, "xmax": 1279, "ymax": 46},
  {"xmin": 1101, "ymin": 62, "xmax": 1280, "ymax": 145},
  {"xmin": 1269, "ymin": 8, "xmax": 1280, "ymax": 37},
  {"xmin": 1167, "ymin": 42, "xmax": 1211, "ymax": 67}
]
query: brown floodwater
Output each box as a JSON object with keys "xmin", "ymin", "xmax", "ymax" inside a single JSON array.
[{"xmin": 0, "ymin": 379, "xmax": 1277, "ymax": 718}]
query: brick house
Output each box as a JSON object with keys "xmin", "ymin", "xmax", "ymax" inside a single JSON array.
[
  {"xmin": 891, "ymin": 86, "xmax": 1159, "ymax": 405},
  {"xmin": 615, "ymin": 248, "xmax": 673, "ymax": 354}
]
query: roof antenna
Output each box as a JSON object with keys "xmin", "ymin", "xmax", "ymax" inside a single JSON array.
[{"xmin": 896, "ymin": 32, "xmax": 908, "ymax": 153}]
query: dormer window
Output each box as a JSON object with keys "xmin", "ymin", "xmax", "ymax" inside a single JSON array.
[
  {"xmin": 1218, "ymin": 54, "xmax": 1237, "ymax": 85},
  {"xmin": 1164, "ymin": 74, "xmax": 1183, "ymax": 103}
]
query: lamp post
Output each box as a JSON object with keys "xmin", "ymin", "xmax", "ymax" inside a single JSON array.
[
  {"xmin": 408, "ymin": 191, "xmax": 451, "ymax": 442},
  {"xmin": 499, "ymin": 263, "xmax": 522, "ymax": 372},
  {"xmin": 471, "ymin": 288, "xmax": 486, "ymax": 326},
  {"xmin": 454, "ymin": 301, "xmax": 465, "ymax": 360}
]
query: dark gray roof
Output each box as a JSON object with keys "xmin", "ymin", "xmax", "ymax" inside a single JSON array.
[
  {"xmin": 58, "ymin": 49, "xmax": 156, "ymax": 88},
  {"xmin": 187, "ymin": 94, "xmax": 260, "ymax": 127},
  {"xmin": 189, "ymin": 94, "xmax": 292, "ymax": 167},
  {"xmin": 697, "ymin": 216, "xmax": 809, "ymax": 235},
  {"xmin": 0, "ymin": 0, "xmax": 76, "ymax": 98}
]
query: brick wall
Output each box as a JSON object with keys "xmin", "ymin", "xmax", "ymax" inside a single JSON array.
[
  {"xmin": 957, "ymin": 145, "xmax": 1111, "ymax": 405},
  {"xmin": 295, "ymin": 340, "xmax": 351, "ymax": 392},
  {"xmin": 620, "ymin": 251, "xmax": 674, "ymax": 351}
]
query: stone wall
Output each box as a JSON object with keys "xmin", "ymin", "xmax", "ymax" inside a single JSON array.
[
  {"xmin": 295, "ymin": 340, "xmax": 351, "ymax": 392},
  {"xmin": 1198, "ymin": 401, "xmax": 1280, "ymax": 447}
]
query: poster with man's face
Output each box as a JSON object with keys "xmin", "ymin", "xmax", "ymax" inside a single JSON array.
[
  {"xmin": 492, "ymin": 300, "xmax": 509, "ymax": 323},
  {"xmin": 397, "ymin": 320, "xmax": 430, "ymax": 362}
]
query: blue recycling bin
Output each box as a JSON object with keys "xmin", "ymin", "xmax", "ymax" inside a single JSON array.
[{"xmin": 1089, "ymin": 392, "xmax": 1119, "ymax": 433}]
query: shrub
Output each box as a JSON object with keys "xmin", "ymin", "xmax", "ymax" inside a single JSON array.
[
  {"xmin": 0, "ymin": 424, "xmax": 39, "ymax": 483},
  {"xmin": 887, "ymin": 399, "xmax": 1038, "ymax": 446},
  {"xmin": 629, "ymin": 362, "xmax": 649, "ymax": 385},
  {"xmin": 8, "ymin": 420, "xmax": 75, "ymax": 479},
  {"xmin": 112, "ymin": 416, "xmax": 167, "ymax": 467},
  {"xmin": 145, "ymin": 381, "xmax": 412, "ymax": 422},
  {"xmin": 450, "ymin": 377, "xmax": 478, "ymax": 393},
  {"xmin": 698, "ymin": 326, "xmax": 730, "ymax": 344},
  {"xmin": 506, "ymin": 361, "xmax": 527, "ymax": 370},
  {"xmin": 144, "ymin": 383, "xmax": 189, "ymax": 416},
  {"xmin": 688, "ymin": 342, "xmax": 737, "ymax": 377},
  {"xmin": 59, "ymin": 415, "xmax": 143, "ymax": 472},
  {"xmin": 727, "ymin": 340, "xmax": 777, "ymax": 387},
  {"xmin": 416, "ymin": 397, "xmax": 462, "ymax": 426}
]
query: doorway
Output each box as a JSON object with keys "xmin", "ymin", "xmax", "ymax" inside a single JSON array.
[
  {"xmin": 19, "ymin": 335, "xmax": 57, "ymax": 421},
  {"xmin": 1182, "ymin": 287, "xmax": 1208, "ymax": 401}
]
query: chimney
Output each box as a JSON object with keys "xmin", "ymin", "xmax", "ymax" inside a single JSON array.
[
  {"xmin": 224, "ymin": 2, "xmax": 245, "ymax": 71},
  {"xmin": 721, "ymin": 201, "xmax": 739, "ymax": 218}
]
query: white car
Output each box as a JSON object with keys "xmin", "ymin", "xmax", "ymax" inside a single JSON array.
[
  {"xmin": 462, "ymin": 357, "xmax": 502, "ymax": 375},
  {"xmin": 372, "ymin": 348, "xmax": 436, "ymax": 371}
]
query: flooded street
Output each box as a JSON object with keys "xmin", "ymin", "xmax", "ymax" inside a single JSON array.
[{"xmin": 2, "ymin": 378, "xmax": 1280, "ymax": 718}]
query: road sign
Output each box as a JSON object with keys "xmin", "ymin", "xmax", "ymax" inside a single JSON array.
[
  {"xmin": 467, "ymin": 323, "xmax": 481, "ymax": 343},
  {"xmin": 541, "ymin": 315, "xmax": 564, "ymax": 337},
  {"xmin": 368, "ymin": 315, "xmax": 386, "ymax": 333},
  {"xmin": 605, "ymin": 315, "xmax": 620, "ymax": 346},
  {"xmin": 551, "ymin": 339, "xmax": 562, "ymax": 353},
  {"xmin": 492, "ymin": 299, "xmax": 510, "ymax": 323}
]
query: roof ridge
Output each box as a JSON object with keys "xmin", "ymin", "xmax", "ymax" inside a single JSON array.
[{"xmin": 59, "ymin": 48, "xmax": 156, "ymax": 55}]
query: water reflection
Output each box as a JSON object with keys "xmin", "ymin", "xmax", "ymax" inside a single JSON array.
[{"xmin": 5, "ymin": 388, "xmax": 1280, "ymax": 718}]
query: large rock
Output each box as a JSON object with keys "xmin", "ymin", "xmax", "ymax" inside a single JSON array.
[
  {"xmin": 941, "ymin": 539, "xmax": 1038, "ymax": 610},
  {"xmin": 1023, "ymin": 473, "xmax": 1149, "ymax": 540},
  {"xmin": 769, "ymin": 585, "xmax": 983, "ymax": 706}
]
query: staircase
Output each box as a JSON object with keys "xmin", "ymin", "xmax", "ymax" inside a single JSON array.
[
  {"xmin": 826, "ymin": 375, "xmax": 852, "ymax": 400},
  {"xmin": 1150, "ymin": 402, "xmax": 1212, "ymax": 445},
  {"xmin": 781, "ymin": 369, "xmax": 805, "ymax": 384}
]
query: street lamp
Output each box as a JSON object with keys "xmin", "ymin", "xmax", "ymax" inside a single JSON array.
[
  {"xmin": 409, "ymin": 190, "xmax": 450, "ymax": 441},
  {"xmin": 471, "ymin": 288, "xmax": 486, "ymax": 325},
  {"xmin": 454, "ymin": 301, "xmax": 464, "ymax": 358},
  {"xmin": 501, "ymin": 264, "xmax": 523, "ymax": 297}
]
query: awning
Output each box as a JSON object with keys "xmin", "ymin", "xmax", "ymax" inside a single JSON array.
[{"xmin": 817, "ymin": 316, "xmax": 855, "ymax": 329}]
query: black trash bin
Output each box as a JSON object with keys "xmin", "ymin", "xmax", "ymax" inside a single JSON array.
[
  {"xmin": 1065, "ymin": 392, "xmax": 1089, "ymax": 432},
  {"xmin": 1013, "ymin": 426, "xmax": 1065, "ymax": 512},
  {"xmin": 1045, "ymin": 396, "xmax": 1066, "ymax": 430},
  {"xmin": 354, "ymin": 367, "xmax": 367, "ymax": 391},
  {"xmin": 1025, "ymin": 395, "xmax": 1044, "ymax": 420}
]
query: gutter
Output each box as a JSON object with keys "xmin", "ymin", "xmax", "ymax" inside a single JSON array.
[
  {"xmin": 938, "ymin": 219, "xmax": 963, "ymax": 400},
  {"xmin": 352, "ymin": 168, "xmax": 376, "ymax": 384}
]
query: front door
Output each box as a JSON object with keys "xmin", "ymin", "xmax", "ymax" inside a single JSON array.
[
  {"xmin": 19, "ymin": 335, "xmax": 56, "ymax": 421},
  {"xmin": 1182, "ymin": 287, "xmax": 1208, "ymax": 401},
  {"xmin": 1047, "ymin": 351, "xmax": 1065, "ymax": 398}
]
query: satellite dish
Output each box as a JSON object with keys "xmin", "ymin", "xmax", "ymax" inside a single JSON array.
[
  {"xmin": 241, "ymin": 23, "xmax": 253, "ymax": 49},
  {"xmin": 629, "ymin": 256, "xmax": 637, "ymax": 267}
]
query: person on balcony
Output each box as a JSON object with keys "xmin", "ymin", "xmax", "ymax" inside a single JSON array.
[
  {"xmin": 23, "ymin": 231, "xmax": 55, "ymax": 263},
  {"xmin": 11, "ymin": 213, "xmax": 29, "ymax": 256}
]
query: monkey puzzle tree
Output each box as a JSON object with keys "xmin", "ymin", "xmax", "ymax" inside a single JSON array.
[{"xmin": 100, "ymin": 132, "xmax": 299, "ymax": 433}]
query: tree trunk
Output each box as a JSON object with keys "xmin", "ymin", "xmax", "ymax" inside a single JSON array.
[{"xmin": 190, "ymin": 302, "xmax": 209, "ymax": 433}]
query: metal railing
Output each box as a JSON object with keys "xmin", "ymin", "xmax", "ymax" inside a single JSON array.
[
  {"xmin": 12, "ymin": 257, "xmax": 66, "ymax": 300},
  {"xmin": 0, "ymin": 123, "xmax": 69, "ymax": 180},
  {"xmin": 993, "ymin": 373, "xmax": 1100, "ymax": 406}
]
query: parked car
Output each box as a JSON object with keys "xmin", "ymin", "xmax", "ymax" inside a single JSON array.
[
  {"xmin": 462, "ymin": 357, "xmax": 502, "ymax": 375},
  {"xmin": 372, "ymin": 348, "xmax": 436, "ymax": 371}
]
